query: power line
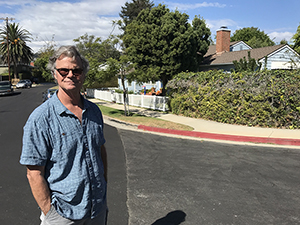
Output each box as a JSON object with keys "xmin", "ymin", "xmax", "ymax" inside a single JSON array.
[{"xmin": 0, "ymin": 17, "xmax": 14, "ymax": 81}]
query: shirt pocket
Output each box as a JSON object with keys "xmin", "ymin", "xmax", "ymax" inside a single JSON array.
[{"xmin": 50, "ymin": 130, "xmax": 80, "ymax": 163}]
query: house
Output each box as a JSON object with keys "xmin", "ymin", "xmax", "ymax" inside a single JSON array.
[
  {"xmin": 0, "ymin": 62, "xmax": 34, "ymax": 81},
  {"xmin": 199, "ymin": 26, "xmax": 300, "ymax": 71},
  {"xmin": 117, "ymin": 78, "xmax": 162, "ymax": 94},
  {"xmin": 116, "ymin": 64, "xmax": 163, "ymax": 93}
]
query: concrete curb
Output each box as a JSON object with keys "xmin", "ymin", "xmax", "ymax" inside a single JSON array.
[
  {"xmin": 138, "ymin": 125, "xmax": 300, "ymax": 146},
  {"xmin": 103, "ymin": 115, "xmax": 138, "ymax": 128}
]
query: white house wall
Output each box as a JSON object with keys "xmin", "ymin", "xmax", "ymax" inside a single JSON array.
[
  {"xmin": 230, "ymin": 42, "xmax": 251, "ymax": 52},
  {"xmin": 118, "ymin": 78, "xmax": 163, "ymax": 93},
  {"xmin": 260, "ymin": 46, "xmax": 300, "ymax": 70}
]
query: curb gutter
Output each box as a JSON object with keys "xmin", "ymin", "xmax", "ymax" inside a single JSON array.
[{"xmin": 138, "ymin": 125, "xmax": 300, "ymax": 146}]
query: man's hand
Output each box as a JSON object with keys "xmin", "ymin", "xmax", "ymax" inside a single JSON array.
[{"xmin": 101, "ymin": 145, "xmax": 108, "ymax": 183}]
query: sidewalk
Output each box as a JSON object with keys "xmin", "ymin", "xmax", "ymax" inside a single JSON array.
[{"xmin": 90, "ymin": 99, "xmax": 300, "ymax": 147}]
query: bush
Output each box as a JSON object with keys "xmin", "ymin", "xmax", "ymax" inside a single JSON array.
[
  {"xmin": 114, "ymin": 89, "xmax": 135, "ymax": 94},
  {"xmin": 167, "ymin": 70, "xmax": 300, "ymax": 129}
]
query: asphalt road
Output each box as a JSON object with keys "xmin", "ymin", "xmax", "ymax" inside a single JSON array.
[
  {"xmin": 120, "ymin": 130, "xmax": 300, "ymax": 224},
  {"xmin": 0, "ymin": 85, "xmax": 128, "ymax": 225},
  {"xmin": 1, "ymin": 85, "xmax": 300, "ymax": 225},
  {"xmin": 0, "ymin": 86, "xmax": 43, "ymax": 225}
]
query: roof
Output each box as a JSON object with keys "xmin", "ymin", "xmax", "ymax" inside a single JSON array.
[
  {"xmin": 204, "ymin": 41, "xmax": 245, "ymax": 56},
  {"xmin": 230, "ymin": 41, "xmax": 252, "ymax": 50},
  {"xmin": 202, "ymin": 44, "xmax": 286, "ymax": 66}
]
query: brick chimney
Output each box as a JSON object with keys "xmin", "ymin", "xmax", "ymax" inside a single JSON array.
[{"xmin": 216, "ymin": 26, "xmax": 231, "ymax": 54}]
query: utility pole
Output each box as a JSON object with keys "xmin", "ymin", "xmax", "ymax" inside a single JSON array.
[{"xmin": 0, "ymin": 17, "xmax": 14, "ymax": 81}]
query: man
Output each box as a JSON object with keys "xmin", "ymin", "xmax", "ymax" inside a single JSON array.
[{"xmin": 20, "ymin": 46, "xmax": 108, "ymax": 225}]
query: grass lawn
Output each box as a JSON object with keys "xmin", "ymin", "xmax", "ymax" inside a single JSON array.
[
  {"xmin": 98, "ymin": 104, "xmax": 194, "ymax": 131},
  {"xmin": 49, "ymin": 90, "xmax": 193, "ymax": 131}
]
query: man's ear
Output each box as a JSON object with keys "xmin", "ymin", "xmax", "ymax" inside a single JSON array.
[
  {"xmin": 52, "ymin": 71, "xmax": 58, "ymax": 84},
  {"xmin": 52, "ymin": 70, "xmax": 57, "ymax": 79}
]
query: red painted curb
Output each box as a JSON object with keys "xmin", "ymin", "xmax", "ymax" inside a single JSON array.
[{"xmin": 138, "ymin": 125, "xmax": 300, "ymax": 146}]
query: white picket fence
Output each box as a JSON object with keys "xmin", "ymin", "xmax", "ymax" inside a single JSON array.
[{"xmin": 86, "ymin": 89, "xmax": 169, "ymax": 111}]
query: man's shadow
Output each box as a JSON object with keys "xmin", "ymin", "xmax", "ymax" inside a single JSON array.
[{"xmin": 151, "ymin": 210, "xmax": 186, "ymax": 225}]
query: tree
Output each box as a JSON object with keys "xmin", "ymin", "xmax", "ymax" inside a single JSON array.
[
  {"xmin": 32, "ymin": 36, "xmax": 56, "ymax": 82},
  {"xmin": 232, "ymin": 51, "xmax": 261, "ymax": 72},
  {"xmin": 119, "ymin": 0, "xmax": 154, "ymax": 31},
  {"xmin": 280, "ymin": 39, "xmax": 288, "ymax": 45},
  {"xmin": 103, "ymin": 55, "xmax": 135, "ymax": 116},
  {"xmin": 73, "ymin": 34, "xmax": 121, "ymax": 87},
  {"xmin": 0, "ymin": 22, "xmax": 33, "ymax": 80},
  {"xmin": 292, "ymin": 23, "xmax": 300, "ymax": 54},
  {"xmin": 122, "ymin": 4, "xmax": 211, "ymax": 95},
  {"xmin": 111, "ymin": 0, "xmax": 154, "ymax": 114},
  {"xmin": 231, "ymin": 27, "xmax": 275, "ymax": 48},
  {"xmin": 74, "ymin": 34, "xmax": 120, "ymax": 64}
]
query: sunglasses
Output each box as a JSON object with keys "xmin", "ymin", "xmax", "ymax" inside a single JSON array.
[{"xmin": 55, "ymin": 68, "xmax": 83, "ymax": 77}]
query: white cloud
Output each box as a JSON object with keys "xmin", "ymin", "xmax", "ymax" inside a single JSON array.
[
  {"xmin": 0, "ymin": 0, "xmax": 126, "ymax": 53},
  {"xmin": 269, "ymin": 31, "xmax": 294, "ymax": 44},
  {"xmin": 0, "ymin": 0, "xmax": 295, "ymax": 53},
  {"xmin": 205, "ymin": 19, "xmax": 239, "ymax": 40},
  {"xmin": 206, "ymin": 19, "xmax": 238, "ymax": 31},
  {"xmin": 204, "ymin": 19, "xmax": 295, "ymax": 45},
  {"xmin": 0, "ymin": 0, "xmax": 36, "ymax": 6},
  {"xmin": 165, "ymin": 1, "xmax": 226, "ymax": 10}
]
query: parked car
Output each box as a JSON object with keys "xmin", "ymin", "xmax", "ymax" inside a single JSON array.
[
  {"xmin": 24, "ymin": 79, "xmax": 32, "ymax": 87},
  {"xmin": 0, "ymin": 81, "xmax": 14, "ymax": 96},
  {"xmin": 42, "ymin": 88, "xmax": 56, "ymax": 102},
  {"xmin": 31, "ymin": 77, "xmax": 39, "ymax": 84},
  {"xmin": 16, "ymin": 79, "xmax": 32, "ymax": 88}
]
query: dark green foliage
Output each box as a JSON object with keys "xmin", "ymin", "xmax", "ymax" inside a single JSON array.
[
  {"xmin": 0, "ymin": 23, "xmax": 33, "ymax": 79},
  {"xmin": 74, "ymin": 34, "xmax": 120, "ymax": 65},
  {"xmin": 232, "ymin": 51, "xmax": 261, "ymax": 72},
  {"xmin": 280, "ymin": 39, "xmax": 288, "ymax": 45},
  {"xmin": 292, "ymin": 23, "xmax": 300, "ymax": 54},
  {"xmin": 167, "ymin": 70, "xmax": 300, "ymax": 129},
  {"xmin": 32, "ymin": 54, "xmax": 53, "ymax": 82},
  {"xmin": 123, "ymin": 4, "xmax": 211, "ymax": 95},
  {"xmin": 231, "ymin": 27, "xmax": 275, "ymax": 48},
  {"xmin": 74, "ymin": 34, "xmax": 121, "ymax": 88},
  {"xmin": 119, "ymin": 0, "xmax": 154, "ymax": 30},
  {"xmin": 32, "ymin": 37, "xmax": 56, "ymax": 82}
]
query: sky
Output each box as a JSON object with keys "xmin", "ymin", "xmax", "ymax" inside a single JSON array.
[{"xmin": 0, "ymin": 0, "xmax": 299, "ymax": 53}]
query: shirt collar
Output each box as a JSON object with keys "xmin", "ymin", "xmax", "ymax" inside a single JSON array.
[{"xmin": 51, "ymin": 91, "xmax": 90, "ymax": 116}]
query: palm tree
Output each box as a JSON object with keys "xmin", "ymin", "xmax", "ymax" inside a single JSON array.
[{"xmin": 0, "ymin": 23, "xmax": 33, "ymax": 80}]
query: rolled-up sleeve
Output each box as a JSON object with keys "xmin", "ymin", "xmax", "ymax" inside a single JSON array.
[{"xmin": 20, "ymin": 113, "xmax": 50, "ymax": 166}]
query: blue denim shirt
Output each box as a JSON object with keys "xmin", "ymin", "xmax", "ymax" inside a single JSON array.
[{"xmin": 20, "ymin": 92, "xmax": 106, "ymax": 220}]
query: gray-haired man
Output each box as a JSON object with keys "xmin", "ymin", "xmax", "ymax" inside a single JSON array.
[{"xmin": 20, "ymin": 46, "xmax": 108, "ymax": 225}]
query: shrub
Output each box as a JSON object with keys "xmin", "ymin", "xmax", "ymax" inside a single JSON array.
[{"xmin": 167, "ymin": 69, "xmax": 300, "ymax": 129}]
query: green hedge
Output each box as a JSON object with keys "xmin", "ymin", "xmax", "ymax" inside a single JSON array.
[{"xmin": 167, "ymin": 70, "xmax": 300, "ymax": 129}]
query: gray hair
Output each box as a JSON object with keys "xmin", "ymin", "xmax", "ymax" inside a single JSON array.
[{"xmin": 47, "ymin": 45, "xmax": 89, "ymax": 75}]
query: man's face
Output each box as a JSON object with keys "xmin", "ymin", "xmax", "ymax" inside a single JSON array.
[{"xmin": 54, "ymin": 56, "xmax": 85, "ymax": 92}]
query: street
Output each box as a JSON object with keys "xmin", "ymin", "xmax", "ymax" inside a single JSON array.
[
  {"xmin": 0, "ymin": 84, "xmax": 128, "ymax": 225},
  {"xmin": 1, "ymin": 85, "xmax": 300, "ymax": 224},
  {"xmin": 121, "ymin": 130, "xmax": 300, "ymax": 224}
]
